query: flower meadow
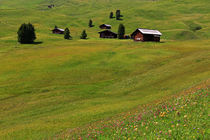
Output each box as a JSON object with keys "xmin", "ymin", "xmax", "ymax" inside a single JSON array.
[{"xmin": 60, "ymin": 86, "xmax": 209, "ymax": 140}]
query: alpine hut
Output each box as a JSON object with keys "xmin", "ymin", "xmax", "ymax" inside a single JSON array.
[
  {"xmin": 131, "ymin": 28, "xmax": 162, "ymax": 42},
  {"xmin": 99, "ymin": 30, "xmax": 117, "ymax": 38},
  {"xmin": 52, "ymin": 28, "xmax": 64, "ymax": 34}
]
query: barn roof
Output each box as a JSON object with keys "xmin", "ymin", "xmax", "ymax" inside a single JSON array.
[
  {"xmin": 98, "ymin": 30, "xmax": 117, "ymax": 34},
  {"xmin": 138, "ymin": 28, "xmax": 162, "ymax": 36},
  {"xmin": 52, "ymin": 28, "xmax": 64, "ymax": 31},
  {"xmin": 100, "ymin": 24, "xmax": 111, "ymax": 27}
]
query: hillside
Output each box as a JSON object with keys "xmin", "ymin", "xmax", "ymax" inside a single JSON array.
[{"xmin": 0, "ymin": 0, "xmax": 209, "ymax": 139}]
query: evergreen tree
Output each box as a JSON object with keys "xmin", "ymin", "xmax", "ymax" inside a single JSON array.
[
  {"xmin": 109, "ymin": 12, "xmax": 114, "ymax": 19},
  {"xmin": 17, "ymin": 23, "xmax": 36, "ymax": 44},
  {"xmin": 89, "ymin": 19, "xmax": 93, "ymax": 27},
  {"xmin": 64, "ymin": 28, "xmax": 71, "ymax": 39},
  {"xmin": 118, "ymin": 24, "xmax": 125, "ymax": 39},
  {"xmin": 116, "ymin": 10, "xmax": 121, "ymax": 20},
  {"xmin": 80, "ymin": 30, "xmax": 87, "ymax": 39}
]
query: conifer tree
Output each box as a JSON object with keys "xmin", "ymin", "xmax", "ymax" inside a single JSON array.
[
  {"xmin": 109, "ymin": 12, "xmax": 114, "ymax": 19},
  {"xmin": 118, "ymin": 24, "xmax": 125, "ymax": 39},
  {"xmin": 116, "ymin": 10, "xmax": 121, "ymax": 20},
  {"xmin": 80, "ymin": 30, "xmax": 87, "ymax": 39},
  {"xmin": 64, "ymin": 28, "xmax": 71, "ymax": 39},
  {"xmin": 17, "ymin": 23, "xmax": 36, "ymax": 44},
  {"xmin": 89, "ymin": 19, "xmax": 93, "ymax": 27}
]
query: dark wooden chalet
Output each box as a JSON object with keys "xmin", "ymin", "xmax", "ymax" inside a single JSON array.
[
  {"xmin": 99, "ymin": 30, "xmax": 117, "ymax": 38},
  {"xmin": 99, "ymin": 24, "xmax": 112, "ymax": 29},
  {"xmin": 131, "ymin": 28, "xmax": 162, "ymax": 42},
  {"xmin": 52, "ymin": 28, "xmax": 64, "ymax": 34}
]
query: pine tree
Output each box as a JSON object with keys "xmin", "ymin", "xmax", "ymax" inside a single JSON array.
[
  {"xmin": 109, "ymin": 12, "xmax": 114, "ymax": 19},
  {"xmin": 17, "ymin": 23, "xmax": 36, "ymax": 44},
  {"xmin": 80, "ymin": 30, "xmax": 87, "ymax": 39},
  {"xmin": 64, "ymin": 28, "xmax": 71, "ymax": 39},
  {"xmin": 118, "ymin": 24, "xmax": 125, "ymax": 39},
  {"xmin": 116, "ymin": 10, "xmax": 121, "ymax": 20},
  {"xmin": 89, "ymin": 19, "xmax": 93, "ymax": 27}
]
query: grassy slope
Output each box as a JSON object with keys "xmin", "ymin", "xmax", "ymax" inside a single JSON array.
[
  {"xmin": 65, "ymin": 83, "xmax": 209, "ymax": 139},
  {"xmin": 0, "ymin": 0, "xmax": 210, "ymax": 139}
]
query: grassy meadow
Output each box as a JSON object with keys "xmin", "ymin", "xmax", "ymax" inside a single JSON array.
[{"xmin": 0, "ymin": 0, "xmax": 210, "ymax": 139}]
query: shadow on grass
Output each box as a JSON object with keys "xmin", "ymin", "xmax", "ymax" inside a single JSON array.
[
  {"xmin": 117, "ymin": 18, "xmax": 123, "ymax": 21},
  {"xmin": 32, "ymin": 41, "xmax": 43, "ymax": 45}
]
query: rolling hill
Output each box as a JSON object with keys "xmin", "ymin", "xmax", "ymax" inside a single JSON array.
[{"xmin": 0, "ymin": 0, "xmax": 209, "ymax": 139}]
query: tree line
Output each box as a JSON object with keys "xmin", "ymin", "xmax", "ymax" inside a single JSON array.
[{"xmin": 17, "ymin": 23, "xmax": 126, "ymax": 44}]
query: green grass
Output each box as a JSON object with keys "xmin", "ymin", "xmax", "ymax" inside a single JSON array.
[
  {"xmin": 0, "ymin": 0, "xmax": 210, "ymax": 139},
  {"xmin": 66, "ymin": 84, "xmax": 209, "ymax": 139}
]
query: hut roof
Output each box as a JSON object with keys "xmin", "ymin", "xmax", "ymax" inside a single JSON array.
[
  {"xmin": 52, "ymin": 28, "xmax": 64, "ymax": 31},
  {"xmin": 138, "ymin": 28, "xmax": 162, "ymax": 36},
  {"xmin": 98, "ymin": 30, "xmax": 117, "ymax": 35},
  {"xmin": 100, "ymin": 24, "xmax": 111, "ymax": 27}
]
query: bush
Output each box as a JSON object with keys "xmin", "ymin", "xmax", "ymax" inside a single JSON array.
[
  {"xmin": 17, "ymin": 23, "xmax": 36, "ymax": 44},
  {"xmin": 189, "ymin": 23, "xmax": 202, "ymax": 32}
]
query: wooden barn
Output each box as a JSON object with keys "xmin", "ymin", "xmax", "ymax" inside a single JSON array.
[
  {"xmin": 99, "ymin": 24, "xmax": 112, "ymax": 29},
  {"xmin": 131, "ymin": 28, "xmax": 162, "ymax": 42},
  {"xmin": 99, "ymin": 30, "xmax": 117, "ymax": 38},
  {"xmin": 52, "ymin": 28, "xmax": 64, "ymax": 34}
]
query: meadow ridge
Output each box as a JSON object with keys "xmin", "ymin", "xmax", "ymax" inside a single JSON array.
[{"xmin": 0, "ymin": 0, "xmax": 210, "ymax": 139}]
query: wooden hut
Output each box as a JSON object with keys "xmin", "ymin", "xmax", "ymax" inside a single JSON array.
[
  {"xmin": 99, "ymin": 24, "xmax": 112, "ymax": 29},
  {"xmin": 131, "ymin": 28, "xmax": 162, "ymax": 42},
  {"xmin": 99, "ymin": 30, "xmax": 117, "ymax": 38},
  {"xmin": 52, "ymin": 28, "xmax": 64, "ymax": 34}
]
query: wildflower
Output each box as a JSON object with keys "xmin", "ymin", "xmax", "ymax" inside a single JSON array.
[
  {"xmin": 168, "ymin": 130, "xmax": 172, "ymax": 134},
  {"xmin": 159, "ymin": 131, "xmax": 162, "ymax": 134},
  {"xmin": 176, "ymin": 123, "xmax": 179, "ymax": 127},
  {"xmin": 171, "ymin": 125, "xmax": 175, "ymax": 128},
  {"xmin": 176, "ymin": 111, "xmax": 180, "ymax": 116},
  {"xmin": 184, "ymin": 115, "xmax": 187, "ymax": 118}
]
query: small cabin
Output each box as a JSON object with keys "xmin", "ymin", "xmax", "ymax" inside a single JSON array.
[
  {"xmin": 99, "ymin": 24, "xmax": 111, "ymax": 29},
  {"xmin": 52, "ymin": 28, "xmax": 64, "ymax": 34},
  {"xmin": 99, "ymin": 30, "xmax": 117, "ymax": 38},
  {"xmin": 131, "ymin": 28, "xmax": 162, "ymax": 42}
]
